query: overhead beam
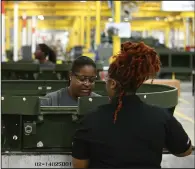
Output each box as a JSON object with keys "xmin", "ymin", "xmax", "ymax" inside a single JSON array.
[
  {"xmin": 5, "ymin": 2, "xmax": 194, "ymax": 19},
  {"xmin": 131, "ymin": 11, "xmax": 180, "ymax": 17},
  {"xmin": 5, "ymin": 1, "xmax": 109, "ymax": 10},
  {"xmin": 37, "ymin": 24, "xmax": 184, "ymax": 32},
  {"xmin": 180, "ymin": 12, "xmax": 195, "ymax": 18},
  {"xmin": 37, "ymin": 20, "xmax": 183, "ymax": 31},
  {"xmin": 37, "ymin": 19, "xmax": 182, "ymax": 27},
  {"xmin": 6, "ymin": 9, "xmax": 184, "ymax": 18},
  {"xmin": 6, "ymin": 9, "xmax": 112, "ymax": 17},
  {"xmin": 138, "ymin": 2, "xmax": 161, "ymax": 11}
]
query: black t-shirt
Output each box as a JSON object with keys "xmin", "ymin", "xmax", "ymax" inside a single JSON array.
[{"xmin": 72, "ymin": 95, "xmax": 191, "ymax": 168}]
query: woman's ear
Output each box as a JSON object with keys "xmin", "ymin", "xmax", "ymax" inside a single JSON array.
[
  {"xmin": 110, "ymin": 79, "xmax": 117, "ymax": 90},
  {"xmin": 69, "ymin": 72, "xmax": 72, "ymax": 81}
]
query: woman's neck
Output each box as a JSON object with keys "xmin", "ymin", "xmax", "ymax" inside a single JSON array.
[
  {"xmin": 114, "ymin": 91, "xmax": 135, "ymax": 97},
  {"xmin": 39, "ymin": 59, "xmax": 47, "ymax": 64}
]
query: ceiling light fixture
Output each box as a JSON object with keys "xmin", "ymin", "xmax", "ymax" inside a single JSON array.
[{"xmin": 38, "ymin": 15, "xmax": 44, "ymax": 20}]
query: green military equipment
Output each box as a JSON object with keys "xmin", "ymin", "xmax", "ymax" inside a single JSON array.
[
  {"xmin": 1, "ymin": 62, "xmax": 39, "ymax": 71},
  {"xmin": 2, "ymin": 114, "xmax": 22, "ymax": 151},
  {"xmin": 22, "ymin": 107, "xmax": 78, "ymax": 152},
  {"xmin": 158, "ymin": 51, "xmax": 194, "ymax": 79},
  {"xmin": 78, "ymin": 83, "xmax": 177, "ymax": 116},
  {"xmin": 137, "ymin": 84, "xmax": 178, "ymax": 109},
  {"xmin": 37, "ymin": 70, "xmax": 58, "ymax": 80},
  {"xmin": 55, "ymin": 63, "xmax": 72, "ymax": 80},
  {"xmin": 44, "ymin": 80, "xmax": 68, "ymax": 92},
  {"xmin": 95, "ymin": 46, "xmax": 194, "ymax": 79},
  {"xmin": 2, "ymin": 83, "xmax": 178, "ymax": 152},
  {"xmin": 1, "ymin": 96, "xmax": 40, "ymax": 115},
  {"xmin": 78, "ymin": 96, "xmax": 109, "ymax": 115},
  {"xmin": 2, "ymin": 80, "xmax": 46, "ymax": 96},
  {"xmin": 93, "ymin": 80, "xmax": 107, "ymax": 95},
  {"xmin": 1, "ymin": 80, "xmax": 106, "ymax": 96},
  {"xmin": 1, "ymin": 62, "xmax": 103, "ymax": 80},
  {"xmin": 1, "ymin": 62, "xmax": 39, "ymax": 80}
]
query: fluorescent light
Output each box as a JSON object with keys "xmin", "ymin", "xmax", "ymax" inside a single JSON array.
[
  {"xmin": 156, "ymin": 17, "xmax": 160, "ymax": 21},
  {"xmin": 80, "ymin": 1, "xmax": 86, "ymax": 2},
  {"xmin": 124, "ymin": 18, "xmax": 129, "ymax": 22},
  {"xmin": 108, "ymin": 18, "xmax": 113, "ymax": 22},
  {"xmin": 38, "ymin": 15, "xmax": 44, "ymax": 20}
]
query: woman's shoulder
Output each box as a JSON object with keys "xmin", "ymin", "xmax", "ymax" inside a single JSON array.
[
  {"xmin": 40, "ymin": 88, "xmax": 66, "ymax": 106},
  {"xmin": 141, "ymin": 102, "xmax": 173, "ymax": 121}
]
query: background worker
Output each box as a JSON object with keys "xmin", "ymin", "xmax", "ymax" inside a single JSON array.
[{"xmin": 34, "ymin": 43, "xmax": 57, "ymax": 70}]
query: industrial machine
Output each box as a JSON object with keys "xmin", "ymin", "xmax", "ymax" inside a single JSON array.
[
  {"xmin": 2, "ymin": 82, "xmax": 181, "ymax": 167},
  {"xmin": 1, "ymin": 62, "xmax": 103, "ymax": 80},
  {"xmin": 96, "ymin": 44, "xmax": 195, "ymax": 79}
]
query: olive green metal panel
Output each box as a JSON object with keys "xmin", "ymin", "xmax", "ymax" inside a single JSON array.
[
  {"xmin": 2, "ymin": 80, "xmax": 68, "ymax": 96},
  {"xmin": 1, "ymin": 80, "xmax": 106, "ymax": 96},
  {"xmin": 137, "ymin": 84, "xmax": 178, "ymax": 108},
  {"xmin": 2, "ymin": 83, "xmax": 178, "ymax": 152},
  {"xmin": 93, "ymin": 80, "xmax": 107, "ymax": 95},
  {"xmin": 95, "ymin": 62, "xmax": 103, "ymax": 71},
  {"xmin": 78, "ymin": 84, "xmax": 178, "ymax": 115},
  {"xmin": 1, "ymin": 62, "xmax": 103, "ymax": 72},
  {"xmin": 21, "ymin": 106, "xmax": 78, "ymax": 151},
  {"xmin": 22, "ymin": 114, "xmax": 78, "ymax": 152},
  {"xmin": 44, "ymin": 80, "xmax": 69, "ymax": 93},
  {"xmin": 55, "ymin": 64, "xmax": 72, "ymax": 72},
  {"xmin": 1, "ymin": 62, "xmax": 103, "ymax": 80},
  {"xmin": 40, "ymin": 106, "xmax": 77, "ymax": 115},
  {"xmin": 78, "ymin": 96, "xmax": 109, "ymax": 115},
  {"xmin": 37, "ymin": 71, "xmax": 58, "ymax": 80},
  {"xmin": 138, "ymin": 83, "xmax": 173, "ymax": 93},
  {"xmin": 1, "ymin": 83, "xmax": 177, "ymax": 116},
  {"xmin": 1, "ymin": 96, "xmax": 40, "ymax": 115},
  {"xmin": 34, "ymin": 82, "xmax": 177, "ymax": 150},
  {"xmin": 2, "ymin": 80, "xmax": 46, "ymax": 96},
  {"xmin": 1, "ymin": 62, "xmax": 40, "ymax": 71},
  {"xmin": 158, "ymin": 52, "xmax": 194, "ymax": 74},
  {"xmin": 1, "ymin": 81, "xmax": 178, "ymax": 108}
]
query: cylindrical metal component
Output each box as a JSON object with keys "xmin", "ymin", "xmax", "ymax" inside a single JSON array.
[
  {"xmin": 95, "ymin": 1, "xmax": 101, "ymax": 49},
  {"xmin": 13, "ymin": 2, "xmax": 19, "ymax": 61},
  {"xmin": 27, "ymin": 19, "xmax": 32, "ymax": 46},
  {"xmin": 2, "ymin": 1, "xmax": 6, "ymax": 61},
  {"xmin": 22, "ymin": 13, "xmax": 27, "ymax": 46},
  {"xmin": 31, "ymin": 16, "xmax": 37, "ymax": 54},
  {"xmin": 185, "ymin": 18, "xmax": 190, "ymax": 46}
]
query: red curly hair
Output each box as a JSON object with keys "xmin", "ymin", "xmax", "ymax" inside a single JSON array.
[{"xmin": 108, "ymin": 41, "xmax": 161, "ymax": 124}]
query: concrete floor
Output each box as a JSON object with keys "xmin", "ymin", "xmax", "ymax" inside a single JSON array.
[
  {"xmin": 175, "ymin": 82, "xmax": 194, "ymax": 146},
  {"xmin": 1, "ymin": 82, "xmax": 194, "ymax": 168},
  {"xmin": 161, "ymin": 82, "xmax": 194, "ymax": 168}
]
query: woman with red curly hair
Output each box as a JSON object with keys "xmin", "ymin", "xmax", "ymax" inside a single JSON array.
[{"xmin": 72, "ymin": 41, "xmax": 192, "ymax": 168}]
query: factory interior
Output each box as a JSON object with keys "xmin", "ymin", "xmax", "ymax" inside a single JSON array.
[{"xmin": 1, "ymin": 1, "xmax": 195, "ymax": 168}]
